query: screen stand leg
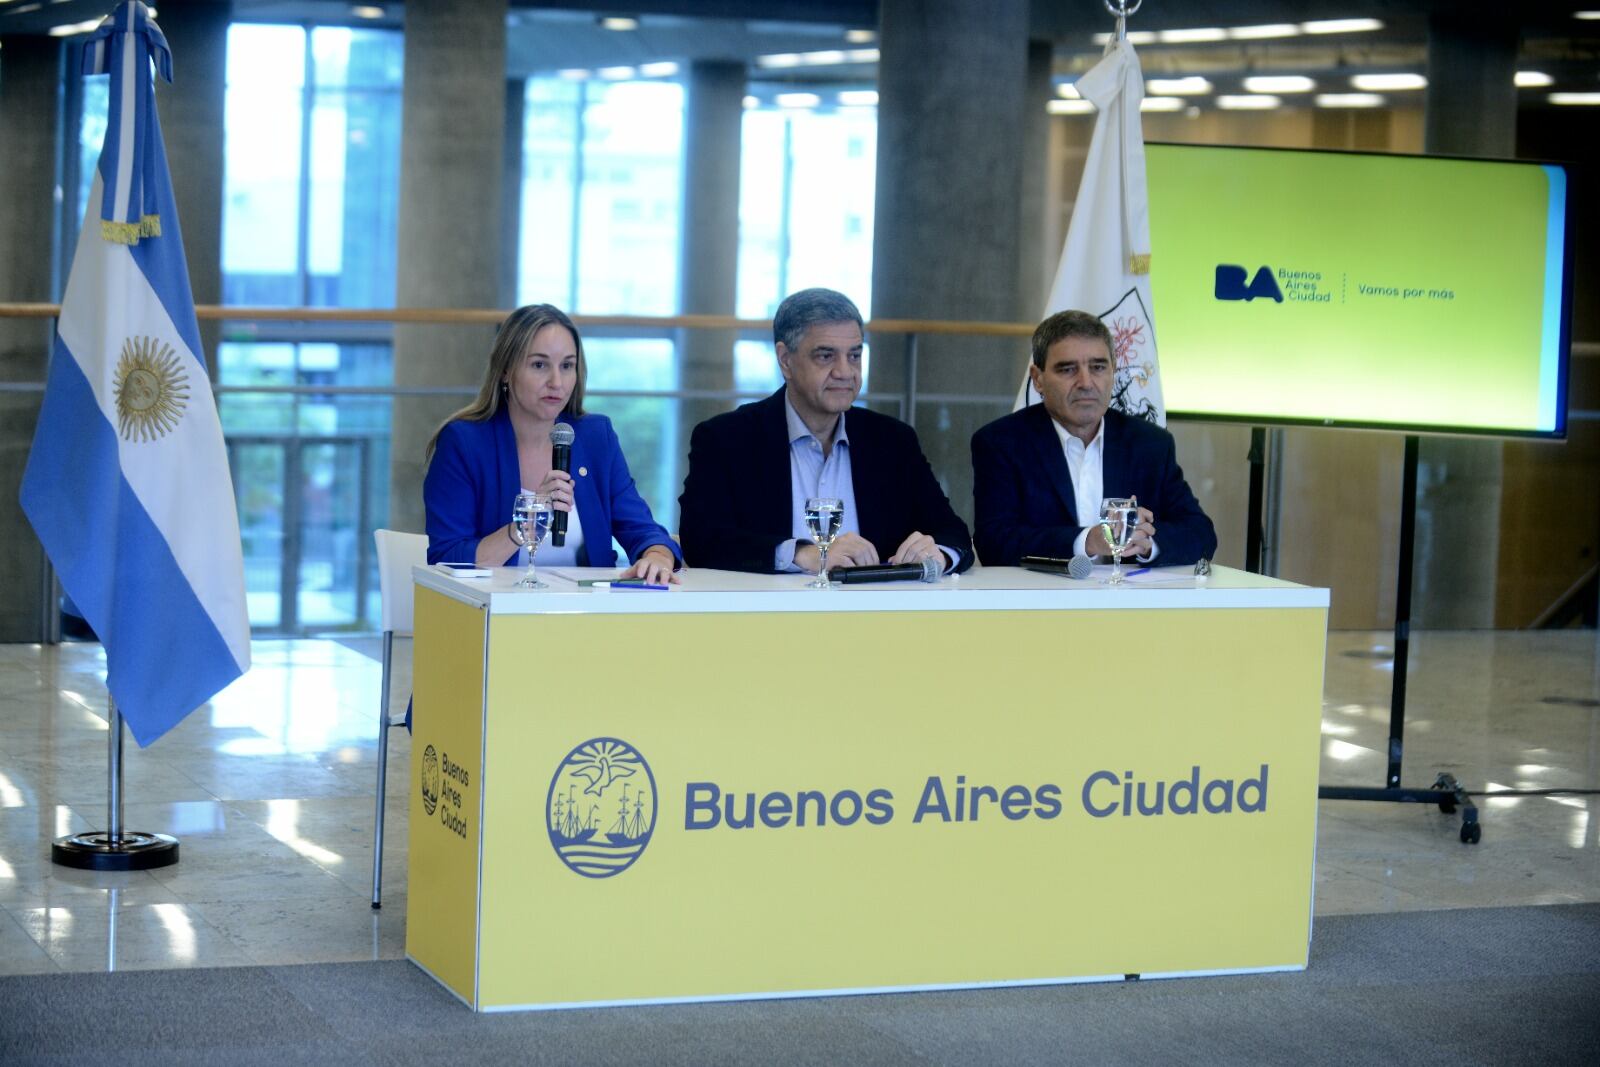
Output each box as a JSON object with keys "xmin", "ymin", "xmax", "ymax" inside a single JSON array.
[{"xmin": 1315, "ymin": 434, "xmax": 1482, "ymax": 844}]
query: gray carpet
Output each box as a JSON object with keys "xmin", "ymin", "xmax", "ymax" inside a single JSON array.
[{"xmin": 3, "ymin": 904, "xmax": 1597, "ymax": 1066}]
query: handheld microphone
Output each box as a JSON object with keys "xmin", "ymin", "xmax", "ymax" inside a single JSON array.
[
  {"xmin": 549, "ymin": 424, "xmax": 575, "ymax": 547},
  {"xmin": 1020, "ymin": 554, "xmax": 1094, "ymax": 580},
  {"xmin": 828, "ymin": 557, "xmax": 942, "ymax": 584}
]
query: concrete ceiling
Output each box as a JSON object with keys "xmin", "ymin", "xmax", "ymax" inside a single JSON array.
[{"xmin": 4, "ymin": 1, "xmax": 1597, "ymax": 95}]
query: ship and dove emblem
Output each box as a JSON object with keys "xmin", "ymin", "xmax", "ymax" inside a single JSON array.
[{"xmin": 546, "ymin": 738, "xmax": 657, "ymax": 879}]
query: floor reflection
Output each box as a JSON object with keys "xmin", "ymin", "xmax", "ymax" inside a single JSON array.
[{"xmin": 0, "ymin": 630, "xmax": 1595, "ymax": 972}]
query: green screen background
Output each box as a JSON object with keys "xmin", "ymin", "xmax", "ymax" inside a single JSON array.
[{"xmin": 1145, "ymin": 144, "xmax": 1563, "ymax": 434}]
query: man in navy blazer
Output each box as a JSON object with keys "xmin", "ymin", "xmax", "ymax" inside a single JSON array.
[
  {"xmin": 679, "ymin": 288, "xmax": 974, "ymax": 575},
  {"xmin": 971, "ymin": 310, "xmax": 1216, "ymax": 568}
]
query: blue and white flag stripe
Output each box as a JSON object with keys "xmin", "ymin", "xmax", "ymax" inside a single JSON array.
[
  {"xmin": 82, "ymin": 2, "xmax": 172, "ymax": 245},
  {"xmin": 21, "ymin": 1, "xmax": 250, "ymax": 746}
]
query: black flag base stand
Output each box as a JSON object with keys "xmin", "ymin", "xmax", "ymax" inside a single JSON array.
[{"xmin": 51, "ymin": 699, "xmax": 179, "ymax": 871}]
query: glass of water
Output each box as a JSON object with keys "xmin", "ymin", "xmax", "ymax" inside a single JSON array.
[
  {"xmin": 512, "ymin": 491, "xmax": 553, "ymax": 589},
  {"xmin": 804, "ymin": 497, "xmax": 844, "ymax": 589},
  {"xmin": 1099, "ymin": 496, "xmax": 1139, "ymax": 585}
]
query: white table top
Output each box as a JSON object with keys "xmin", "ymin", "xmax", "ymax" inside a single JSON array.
[{"xmin": 414, "ymin": 563, "xmax": 1329, "ymax": 616}]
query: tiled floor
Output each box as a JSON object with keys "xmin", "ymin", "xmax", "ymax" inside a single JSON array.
[{"xmin": 0, "ymin": 630, "xmax": 1596, "ymax": 974}]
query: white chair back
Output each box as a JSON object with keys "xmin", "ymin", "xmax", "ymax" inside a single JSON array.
[{"xmin": 375, "ymin": 529, "xmax": 429, "ymax": 636}]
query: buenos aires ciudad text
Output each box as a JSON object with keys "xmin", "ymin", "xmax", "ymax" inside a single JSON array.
[{"xmin": 684, "ymin": 765, "xmax": 1270, "ymax": 830}]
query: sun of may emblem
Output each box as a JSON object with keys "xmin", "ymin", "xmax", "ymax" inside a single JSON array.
[{"xmin": 113, "ymin": 336, "xmax": 189, "ymax": 442}]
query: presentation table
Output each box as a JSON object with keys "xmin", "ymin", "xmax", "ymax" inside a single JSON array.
[{"xmin": 406, "ymin": 564, "xmax": 1329, "ymax": 1012}]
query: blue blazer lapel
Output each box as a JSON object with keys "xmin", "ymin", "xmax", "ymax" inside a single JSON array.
[
  {"xmin": 565, "ymin": 418, "xmax": 604, "ymax": 565},
  {"xmin": 1026, "ymin": 404, "xmax": 1078, "ymax": 519}
]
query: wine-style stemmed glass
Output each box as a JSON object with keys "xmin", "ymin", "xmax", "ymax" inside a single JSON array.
[
  {"xmin": 1099, "ymin": 496, "xmax": 1139, "ymax": 585},
  {"xmin": 512, "ymin": 491, "xmax": 553, "ymax": 589},
  {"xmin": 804, "ymin": 497, "xmax": 844, "ymax": 589}
]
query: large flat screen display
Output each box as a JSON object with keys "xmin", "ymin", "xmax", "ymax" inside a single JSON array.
[{"xmin": 1144, "ymin": 144, "xmax": 1571, "ymax": 437}]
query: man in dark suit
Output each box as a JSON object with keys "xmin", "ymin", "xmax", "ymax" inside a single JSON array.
[
  {"xmin": 971, "ymin": 310, "xmax": 1216, "ymax": 568},
  {"xmin": 679, "ymin": 288, "xmax": 973, "ymax": 575}
]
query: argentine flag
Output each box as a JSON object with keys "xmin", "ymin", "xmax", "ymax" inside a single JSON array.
[{"xmin": 21, "ymin": 1, "xmax": 250, "ymax": 746}]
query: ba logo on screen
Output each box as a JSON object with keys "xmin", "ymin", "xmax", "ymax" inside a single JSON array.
[
  {"xmin": 1214, "ymin": 264, "xmax": 1283, "ymax": 303},
  {"xmin": 420, "ymin": 745, "xmax": 441, "ymax": 817},
  {"xmin": 546, "ymin": 738, "xmax": 657, "ymax": 878}
]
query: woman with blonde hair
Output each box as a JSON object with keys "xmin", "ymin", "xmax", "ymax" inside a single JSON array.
[{"xmin": 423, "ymin": 304, "xmax": 679, "ymax": 584}]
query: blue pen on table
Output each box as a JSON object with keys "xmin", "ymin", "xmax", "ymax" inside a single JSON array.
[
  {"xmin": 592, "ymin": 580, "xmax": 669, "ymax": 591},
  {"xmin": 1125, "ymin": 567, "xmax": 1152, "ymax": 577}
]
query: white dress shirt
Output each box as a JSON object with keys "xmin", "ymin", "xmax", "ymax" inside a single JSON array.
[{"xmin": 1050, "ymin": 417, "xmax": 1158, "ymax": 563}]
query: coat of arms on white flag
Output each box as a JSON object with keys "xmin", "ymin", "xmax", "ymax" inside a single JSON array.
[{"xmin": 1017, "ymin": 35, "xmax": 1165, "ymax": 425}]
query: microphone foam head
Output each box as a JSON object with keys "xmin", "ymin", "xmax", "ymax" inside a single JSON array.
[
  {"xmin": 1067, "ymin": 554, "xmax": 1093, "ymax": 580},
  {"xmin": 550, "ymin": 424, "xmax": 576, "ymax": 447}
]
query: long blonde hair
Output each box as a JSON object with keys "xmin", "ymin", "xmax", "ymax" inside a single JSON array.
[{"xmin": 425, "ymin": 304, "xmax": 588, "ymax": 461}]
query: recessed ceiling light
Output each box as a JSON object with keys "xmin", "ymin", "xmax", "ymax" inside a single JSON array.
[
  {"xmin": 1217, "ymin": 94, "xmax": 1281, "ymax": 110},
  {"xmin": 639, "ymin": 61, "xmax": 678, "ymax": 78},
  {"xmin": 1046, "ymin": 99, "xmax": 1096, "ymax": 115},
  {"xmin": 742, "ymin": 95, "xmax": 760, "ymax": 109},
  {"xmin": 597, "ymin": 66, "xmax": 636, "ymax": 80},
  {"xmin": 47, "ymin": 18, "xmax": 101, "ymax": 36},
  {"xmin": 845, "ymin": 29, "xmax": 876, "ymax": 44},
  {"xmin": 1243, "ymin": 75, "xmax": 1316, "ymax": 93},
  {"xmin": 1158, "ymin": 27, "xmax": 1228, "ymax": 44},
  {"xmin": 1147, "ymin": 77, "xmax": 1211, "ymax": 95},
  {"xmin": 1574, "ymin": 11, "xmax": 1600, "ymax": 19},
  {"xmin": 558, "ymin": 69, "xmax": 590, "ymax": 81},
  {"xmin": 1515, "ymin": 71, "xmax": 1553, "ymax": 87},
  {"xmin": 1092, "ymin": 31, "xmax": 1157, "ymax": 46},
  {"xmin": 1228, "ymin": 24, "xmax": 1301, "ymax": 40},
  {"xmin": 1551, "ymin": 92, "xmax": 1600, "ymax": 104},
  {"xmin": 1316, "ymin": 93, "xmax": 1386, "ymax": 108},
  {"xmin": 838, "ymin": 90, "xmax": 878, "ymax": 107},
  {"xmin": 598, "ymin": 16, "xmax": 639, "ymax": 31},
  {"xmin": 845, "ymin": 48, "xmax": 879, "ymax": 63},
  {"xmin": 1301, "ymin": 18, "xmax": 1384, "ymax": 34},
  {"xmin": 800, "ymin": 50, "xmax": 847, "ymax": 65},
  {"xmin": 1351, "ymin": 73, "xmax": 1427, "ymax": 91},
  {"xmin": 1140, "ymin": 97, "xmax": 1185, "ymax": 112},
  {"xmin": 756, "ymin": 54, "xmax": 804, "ymax": 69},
  {"xmin": 350, "ymin": 4, "xmax": 384, "ymax": 18},
  {"xmin": 775, "ymin": 92, "xmax": 820, "ymax": 109}
]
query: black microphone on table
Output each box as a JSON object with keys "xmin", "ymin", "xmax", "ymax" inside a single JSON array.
[
  {"xmin": 827, "ymin": 556, "xmax": 943, "ymax": 584},
  {"xmin": 1020, "ymin": 554, "xmax": 1094, "ymax": 580},
  {"xmin": 550, "ymin": 424, "xmax": 575, "ymax": 547}
]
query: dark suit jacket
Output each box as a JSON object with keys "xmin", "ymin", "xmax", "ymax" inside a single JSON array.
[
  {"xmin": 971, "ymin": 405, "xmax": 1217, "ymax": 568},
  {"xmin": 679, "ymin": 388, "xmax": 974, "ymax": 573}
]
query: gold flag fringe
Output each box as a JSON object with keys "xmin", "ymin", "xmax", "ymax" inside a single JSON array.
[
  {"xmin": 1130, "ymin": 253, "xmax": 1151, "ymax": 275},
  {"xmin": 100, "ymin": 214, "xmax": 163, "ymax": 246}
]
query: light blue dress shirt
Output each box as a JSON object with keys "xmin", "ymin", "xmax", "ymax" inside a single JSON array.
[
  {"xmin": 773, "ymin": 396, "xmax": 957, "ymax": 574},
  {"xmin": 774, "ymin": 396, "xmax": 859, "ymax": 572}
]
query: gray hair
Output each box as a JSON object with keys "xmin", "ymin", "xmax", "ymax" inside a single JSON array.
[
  {"xmin": 1032, "ymin": 309, "xmax": 1113, "ymax": 368},
  {"xmin": 773, "ymin": 288, "xmax": 864, "ymax": 351}
]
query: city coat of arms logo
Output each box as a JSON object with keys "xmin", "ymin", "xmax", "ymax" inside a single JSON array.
[
  {"xmin": 420, "ymin": 744, "xmax": 440, "ymax": 817},
  {"xmin": 546, "ymin": 737, "xmax": 656, "ymax": 878}
]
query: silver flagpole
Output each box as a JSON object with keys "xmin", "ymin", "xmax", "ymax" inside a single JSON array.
[{"xmin": 51, "ymin": 697, "xmax": 179, "ymax": 870}]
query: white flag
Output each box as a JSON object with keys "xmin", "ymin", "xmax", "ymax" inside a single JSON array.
[{"xmin": 1018, "ymin": 37, "xmax": 1164, "ymax": 425}]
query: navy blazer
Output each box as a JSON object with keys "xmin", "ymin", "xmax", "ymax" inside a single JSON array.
[
  {"xmin": 971, "ymin": 405, "xmax": 1217, "ymax": 568},
  {"xmin": 423, "ymin": 406, "xmax": 679, "ymax": 568},
  {"xmin": 678, "ymin": 388, "xmax": 974, "ymax": 573}
]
